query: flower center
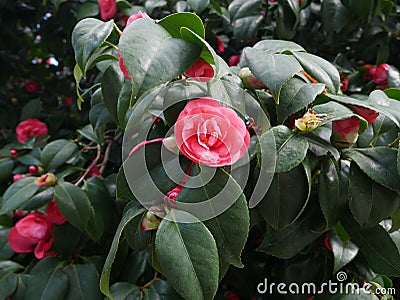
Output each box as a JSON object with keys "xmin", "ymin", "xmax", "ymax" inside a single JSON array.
[{"xmin": 197, "ymin": 118, "xmax": 221, "ymax": 149}]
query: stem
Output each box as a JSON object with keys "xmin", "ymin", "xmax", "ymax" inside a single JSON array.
[
  {"xmin": 75, "ymin": 144, "xmax": 101, "ymax": 186},
  {"xmin": 142, "ymin": 272, "xmax": 158, "ymax": 289},
  {"xmin": 387, "ymin": 133, "xmax": 400, "ymax": 148},
  {"xmin": 129, "ymin": 137, "xmax": 165, "ymax": 157},
  {"xmin": 113, "ymin": 23, "xmax": 123, "ymax": 36},
  {"xmin": 103, "ymin": 40, "xmax": 119, "ymax": 51}
]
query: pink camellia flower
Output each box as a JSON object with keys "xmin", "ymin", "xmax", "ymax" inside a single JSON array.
[
  {"xmin": 118, "ymin": 51, "xmax": 130, "ymax": 80},
  {"xmin": 238, "ymin": 67, "xmax": 267, "ymax": 89},
  {"xmin": 331, "ymin": 116, "xmax": 360, "ymax": 146},
  {"xmin": 373, "ymin": 63, "xmax": 390, "ymax": 85},
  {"xmin": 184, "ymin": 58, "xmax": 215, "ymax": 82},
  {"xmin": 126, "ymin": 11, "xmax": 149, "ymax": 27},
  {"xmin": 216, "ymin": 35, "xmax": 225, "ymax": 53},
  {"xmin": 174, "ymin": 98, "xmax": 250, "ymax": 167},
  {"xmin": 8, "ymin": 212, "xmax": 54, "ymax": 259},
  {"xmin": 25, "ymin": 80, "xmax": 39, "ymax": 93},
  {"xmin": 16, "ymin": 118, "xmax": 48, "ymax": 144},
  {"xmin": 347, "ymin": 105, "xmax": 379, "ymax": 125},
  {"xmin": 98, "ymin": 0, "xmax": 117, "ymax": 21},
  {"xmin": 229, "ymin": 55, "xmax": 241, "ymax": 66},
  {"xmin": 46, "ymin": 199, "xmax": 67, "ymax": 225}
]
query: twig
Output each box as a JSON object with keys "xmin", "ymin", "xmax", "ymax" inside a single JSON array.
[
  {"xmin": 142, "ymin": 272, "xmax": 158, "ymax": 289},
  {"xmin": 75, "ymin": 144, "xmax": 101, "ymax": 186},
  {"xmin": 98, "ymin": 132, "xmax": 123, "ymax": 174}
]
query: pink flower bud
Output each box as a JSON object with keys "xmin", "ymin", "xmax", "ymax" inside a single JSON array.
[
  {"xmin": 140, "ymin": 210, "xmax": 161, "ymax": 231},
  {"xmin": 98, "ymin": 0, "xmax": 117, "ymax": 21},
  {"xmin": 34, "ymin": 173, "xmax": 57, "ymax": 187},
  {"xmin": 184, "ymin": 58, "xmax": 214, "ymax": 82},
  {"xmin": 373, "ymin": 63, "xmax": 390, "ymax": 85},
  {"xmin": 13, "ymin": 174, "xmax": 24, "ymax": 182},
  {"xmin": 10, "ymin": 149, "xmax": 18, "ymax": 157},
  {"xmin": 238, "ymin": 67, "xmax": 267, "ymax": 89},
  {"xmin": 126, "ymin": 11, "xmax": 149, "ymax": 27},
  {"xmin": 228, "ymin": 55, "xmax": 241, "ymax": 66},
  {"xmin": 331, "ymin": 117, "xmax": 360, "ymax": 147},
  {"xmin": 216, "ymin": 35, "xmax": 225, "ymax": 53}
]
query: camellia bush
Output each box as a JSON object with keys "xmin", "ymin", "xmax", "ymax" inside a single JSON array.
[{"xmin": 1, "ymin": 1, "xmax": 400, "ymax": 300}]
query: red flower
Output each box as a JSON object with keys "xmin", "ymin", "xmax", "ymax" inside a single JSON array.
[
  {"xmin": 87, "ymin": 165, "xmax": 101, "ymax": 177},
  {"xmin": 340, "ymin": 73, "xmax": 349, "ymax": 92},
  {"xmin": 98, "ymin": 0, "xmax": 117, "ymax": 21},
  {"xmin": 62, "ymin": 97, "xmax": 73, "ymax": 107},
  {"xmin": 373, "ymin": 63, "xmax": 390, "ymax": 85},
  {"xmin": 16, "ymin": 118, "xmax": 48, "ymax": 144},
  {"xmin": 184, "ymin": 58, "xmax": 214, "ymax": 82},
  {"xmin": 228, "ymin": 55, "xmax": 240, "ymax": 66},
  {"xmin": 46, "ymin": 200, "xmax": 67, "ymax": 225},
  {"xmin": 324, "ymin": 234, "xmax": 332, "ymax": 251},
  {"xmin": 174, "ymin": 98, "xmax": 250, "ymax": 167},
  {"xmin": 331, "ymin": 116, "xmax": 360, "ymax": 146},
  {"xmin": 216, "ymin": 35, "xmax": 225, "ymax": 53},
  {"xmin": 347, "ymin": 105, "xmax": 379, "ymax": 125},
  {"xmin": 8, "ymin": 212, "xmax": 54, "ymax": 259},
  {"xmin": 25, "ymin": 80, "xmax": 39, "ymax": 93}
]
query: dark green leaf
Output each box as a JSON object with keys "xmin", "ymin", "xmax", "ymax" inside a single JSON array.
[
  {"xmin": 41, "ymin": 139, "xmax": 78, "ymax": 171},
  {"xmin": 25, "ymin": 269, "xmax": 68, "ymax": 300},
  {"xmin": 20, "ymin": 99, "xmax": 42, "ymax": 120},
  {"xmin": 124, "ymin": 212, "xmax": 151, "ymax": 252},
  {"xmin": 342, "ymin": 214, "xmax": 400, "ymax": 276},
  {"xmin": 330, "ymin": 231, "xmax": 359, "ymax": 273},
  {"xmin": 242, "ymin": 48, "xmax": 303, "ymax": 103},
  {"xmin": 349, "ymin": 162, "xmax": 400, "ymax": 227},
  {"xmin": 0, "ymin": 177, "xmax": 40, "ymax": 214},
  {"xmin": 155, "ymin": 209, "xmax": 219, "ymax": 300},
  {"xmin": 277, "ymin": 78, "xmax": 325, "ymax": 123},
  {"xmin": 54, "ymin": 182, "xmax": 93, "ymax": 232},
  {"xmin": 64, "ymin": 264, "xmax": 102, "ymax": 300},
  {"xmin": 119, "ymin": 18, "xmax": 201, "ymax": 98},
  {"xmin": 76, "ymin": 1, "xmax": 99, "ymax": 21},
  {"xmin": 0, "ymin": 271, "xmax": 18, "ymax": 299},
  {"xmin": 344, "ymin": 147, "xmax": 400, "ymax": 192},
  {"xmin": 158, "ymin": 12, "xmax": 205, "ymax": 38},
  {"xmin": 117, "ymin": 81, "xmax": 134, "ymax": 130},
  {"xmin": 293, "ymin": 52, "xmax": 340, "ymax": 94},
  {"xmin": 0, "ymin": 158, "xmax": 13, "ymax": 182},
  {"xmin": 259, "ymin": 125, "xmax": 308, "ymax": 173},
  {"xmin": 21, "ymin": 188, "xmax": 54, "ymax": 210},
  {"xmin": 72, "ymin": 18, "xmax": 114, "ymax": 76},
  {"xmin": 53, "ymin": 223, "xmax": 83, "ymax": 257},
  {"xmin": 101, "ymin": 62, "xmax": 125, "ymax": 122},
  {"xmin": 100, "ymin": 202, "xmax": 145, "ymax": 298},
  {"xmin": 187, "ymin": 0, "xmax": 210, "ymax": 14},
  {"xmin": 108, "ymin": 282, "xmax": 141, "ymax": 299},
  {"xmin": 143, "ymin": 279, "xmax": 184, "ymax": 300},
  {"xmin": 0, "ymin": 229, "xmax": 13, "ymax": 260},
  {"xmin": 253, "ymin": 39, "xmax": 305, "ymax": 54},
  {"xmin": 369, "ymin": 90, "xmax": 400, "ymax": 127}
]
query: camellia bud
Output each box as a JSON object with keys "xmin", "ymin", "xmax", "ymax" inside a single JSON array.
[
  {"xmin": 34, "ymin": 172, "xmax": 57, "ymax": 187},
  {"xmin": 28, "ymin": 165, "xmax": 43, "ymax": 175},
  {"xmin": 140, "ymin": 209, "xmax": 161, "ymax": 231},
  {"xmin": 10, "ymin": 149, "xmax": 18, "ymax": 157},
  {"xmin": 331, "ymin": 116, "xmax": 360, "ymax": 147},
  {"xmin": 238, "ymin": 67, "xmax": 267, "ymax": 89},
  {"xmin": 294, "ymin": 110, "xmax": 326, "ymax": 133},
  {"xmin": 13, "ymin": 174, "xmax": 25, "ymax": 182}
]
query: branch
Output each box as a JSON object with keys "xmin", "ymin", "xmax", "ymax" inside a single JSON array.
[{"xmin": 75, "ymin": 144, "xmax": 101, "ymax": 186}]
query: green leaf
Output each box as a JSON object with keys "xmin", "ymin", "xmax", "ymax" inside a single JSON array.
[
  {"xmin": 0, "ymin": 229, "xmax": 14, "ymax": 260},
  {"xmin": 117, "ymin": 81, "xmax": 134, "ymax": 130},
  {"xmin": 76, "ymin": 1, "xmax": 99, "ymax": 21},
  {"xmin": 258, "ymin": 204, "xmax": 325, "ymax": 258},
  {"xmin": 155, "ymin": 209, "xmax": 219, "ymax": 300},
  {"xmin": 0, "ymin": 271, "xmax": 18, "ymax": 299},
  {"xmin": 100, "ymin": 202, "xmax": 145, "ymax": 299},
  {"xmin": 277, "ymin": 77, "xmax": 325, "ymax": 123},
  {"xmin": 41, "ymin": 139, "xmax": 78, "ymax": 171},
  {"xmin": 253, "ymin": 39, "xmax": 305, "ymax": 54},
  {"xmin": 259, "ymin": 125, "xmax": 309, "ymax": 173},
  {"xmin": 89, "ymin": 89, "xmax": 112, "ymax": 130},
  {"xmin": 320, "ymin": 0, "xmax": 352, "ymax": 33},
  {"xmin": 72, "ymin": 18, "xmax": 114, "ymax": 77},
  {"xmin": 0, "ymin": 177, "xmax": 40, "ymax": 214},
  {"xmin": 143, "ymin": 279, "xmax": 184, "ymax": 300},
  {"xmin": 343, "ymin": 147, "xmax": 400, "ymax": 192},
  {"xmin": 124, "ymin": 212, "xmax": 151, "ymax": 252},
  {"xmin": 349, "ymin": 162, "xmax": 400, "ymax": 227},
  {"xmin": 21, "ymin": 188, "xmax": 54, "ymax": 210},
  {"xmin": 188, "ymin": 0, "xmax": 210, "ymax": 14},
  {"xmin": 257, "ymin": 163, "xmax": 311, "ymax": 230},
  {"xmin": 0, "ymin": 158, "xmax": 13, "ymax": 182},
  {"xmin": 341, "ymin": 214, "xmax": 400, "ymax": 276},
  {"xmin": 108, "ymin": 282, "xmax": 141, "ymax": 299},
  {"xmin": 176, "ymin": 166, "xmax": 249, "ymax": 268},
  {"xmin": 242, "ymin": 48, "xmax": 303, "ymax": 103},
  {"xmin": 53, "ymin": 223, "xmax": 83, "ymax": 257},
  {"xmin": 101, "ymin": 62, "xmax": 125, "ymax": 122},
  {"xmin": 119, "ymin": 18, "xmax": 201, "ymax": 98},
  {"xmin": 158, "ymin": 13, "xmax": 205, "ymax": 39},
  {"xmin": 318, "ymin": 157, "xmax": 347, "ymax": 228},
  {"xmin": 369, "ymin": 90, "xmax": 400, "ymax": 127},
  {"xmin": 25, "ymin": 268, "xmax": 68, "ymax": 300},
  {"xmin": 292, "ymin": 52, "xmax": 340, "ymax": 94},
  {"xmin": 330, "ymin": 231, "xmax": 359, "ymax": 273},
  {"xmin": 64, "ymin": 264, "xmax": 102, "ymax": 300},
  {"xmin": 54, "ymin": 182, "xmax": 93, "ymax": 232},
  {"xmin": 21, "ymin": 98, "xmax": 42, "ymax": 120}
]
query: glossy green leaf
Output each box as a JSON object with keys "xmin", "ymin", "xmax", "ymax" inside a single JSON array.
[
  {"xmin": 100, "ymin": 202, "xmax": 145, "ymax": 299},
  {"xmin": 53, "ymin": 223, "xmax": 82, "ymax": 257},
  {"xmin": 259, "ymin": 125, "xmax": 309, "ymax": 173},
  {"xmin": 187, "ymin": 0, "xmax": 209, "ymax": 14},
  {"xmin": 143, "ymin": 279, "xmax": 184, "ymax": 300},
  {"xmin": 0, "ymin": 177, "xmax": 40, "ymax": 214},
  {"xmin": 101, "ymin": 62, "xmax": 125, "ymax": 122},
  {"xmin": 117, "ymin": 81, "xmax": 134, "ymax": 130},
  {"xmin": 89, "ymin": 89, "xmax": 112, "ymax": 131},
  {"xmin": 72, "ymin": 18, "xmax": 114, "ymax": 77},
  {"xmin": 108, "ymin": 282, "xmax": 141, "ymax": 299},
  {"xmin": 25, "ymin": 269, "xmax": 68, "ymax": 300},
  {"xmin": 330, "ymin": 231, "xmax": 359, "ymax": 273},
  {"xmin": 258, "ymin": 204, "xmax": 325, "ymax": 258},
  {"xmin": 318, "ymin": 157, "xmax": 347, "ymax": 228},
  {"xmin": 76, "ymin": 1, "xmax": 99, "ymax": 21},
  {"xmin": 253, "ymin": 39, "xmax": 305, "ymax": 54},
  {"xmin": 0, "ymin": 158, "xmax": 13, "ymax": 182},
  {"xmin": 321, "ymin": 0, "xmax": 352, "ymax": 33},
  {"xmin": 21, "ymin": 188, "xmax": 54, "ymax": 210},
  {"xmin": 177, "ymin": 166, "xmax": 249, "ymax": 268},
  {"xmin": 257, "ymin": 163, "xmax": 311, "ymax": 230},
  {"xmin": 344, "ymin": 147, "xmax": 400, "ymax": 192},
  {"xmin": 277, "ymin": 77, "xmax": 325, "ymax": 123},
  {"xmin": 64, "ymin": 264, "xmax": 102, "ymax": 300},
  {"xmin": 242, "ymin": 48, "xmax": 303, "ymax": 103},
  {"xmin": 369, "ymin": 90, "xmax": 400, "ymax": 127},
  {"xmin": 155, "ymin": 209, "xmax": 219, "ymax": 300},
  {"xmin": 41, "ymin": 139, "xmax": 78, "ymax": 171},
  {"xmin": 342, "ymin": 214, "xmax": 400, "ymax": 276},
  {"xmin": 158, "ymin": 12, "xmax": 205, "ymax": 38},
  {"xmin": 349, "ymin": 162, "xmax": 400, "ymax": 227},
  {"xmin": 54, "ymin": 182, "xmax": 93, "ymax": 232},
  {"xmin": 0, "ymin": 271, "xmax": 18, "ymax": 299},
  {"xmin": 124, "ymin": 212, "xmax": 151, "ymax": 252},
  {"xmin": 293, "ymin": 52, "xmax": 340, "ymax": 94},
  {"xmin": 119, "ymin": 18, "xmax": 201, "ymax": 98},
  {"xmin": 0, "ymin": 229, "xmax": 13, "ymax": 260}
]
